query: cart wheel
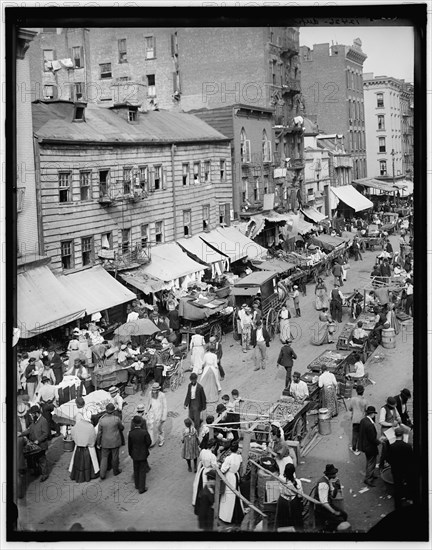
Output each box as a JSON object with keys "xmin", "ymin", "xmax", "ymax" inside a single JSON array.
[
  {"xmin": 170, "ymin": 375, "xmax": 179, "ymax": 392},
  {"xmin": 291, "ymin": 415, "xmax": 307, "ymax": 443},
  {"xmin": 209, "ymin": 322, "xmax": 222, "ymax": 341},
  {"xmin": 266, "ymin": 308, "xmax": 278, "ymax": 340}
]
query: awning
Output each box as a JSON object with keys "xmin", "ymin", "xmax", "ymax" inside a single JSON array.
[
  {"xmin": 254, "ymin": 259, "xmax": 297, "ymax": 273},
  {"xmin": 310, "ymin": 234, "xmax": 347, "ymax": 251},
  {"xmin": 331, "ymin": 185, "xmax": 373, "ymax": 212},
  {"xmin": 119, "ymin": 270, "xmax": 168, "ymax": 295},
  {"xmin": 300, "ymin": 206, "xmax": 327, "ymax": 223},
  {"xmin": 396, "ymin": 180, "xmax": 414, "ymax": 196},
  {"xmin": 58, "ymin": 265, "xmax": 136, "ymax": 315},
  {"xmin": 352, "ymin": 178, "xmax": 395, "ymax": 193},
  {"xmin": 133, "ymin": 242, "xmax": 206, "ymax": 282},
  {"xmin": 201, "ymin": 227, "xmax": 267, "ymax": 262},
  {"xmin": 18, "ymin": 265, "xmax": 86, "ymax": 338},
  {"xmin": 177, "ymin": 234, "xmax": 227, "ymax": 265}
]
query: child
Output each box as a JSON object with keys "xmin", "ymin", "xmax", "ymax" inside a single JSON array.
[
  {"xmin": 181, "ymin": 417, "xmax": 199, "ymax": 473},
  {"xmin": 292, "ymin": 286, "xmax": 301, "ymax": 317},
  {"xmin": 199, "ymin": 414, "xmax": 214, "ymax": 450}
]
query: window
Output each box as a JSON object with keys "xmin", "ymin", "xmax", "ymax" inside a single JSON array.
[
  {"xmin": 204, "ymin": 161, "xmax": 211, "ymax": 183},
  {"xmin": 182, "ymin": 163, "xmax": 189, "ymax": 186},
  {"xmin": 262, "ymin": 130, "xmax": 272, "ymax": 163},
  {"xmin": 123, "ymin": 167, "xmax": 132, "ymax": 194},
  {"xmin": 59, "ymin": 172, "xmax": 71, "ymax": 203},
  {"xmin": 220, "ymin": 159, "xmax": 226, "ymax": 181},
  {"xmin": 202, "ymin": 205, "xmax": 210, "ymax": 231},
  {"xmin": 377, "ymin": 115, "xmax": 385, "ymax": 130},
  {"xmin": 145, "ymin": 36, "xmax": 156, "ymax": 59},
  {"xmin": 219, "ymin": 203, "xmax": 231, "ymax": 226},
  {"xmin": 183, "ymin": 210, "xmax": 192, "ymax": 237},
  {"xmin": 141, "ymin": 224, "xmax": 149, "ymax": 247},
  {"xmin": 72, "ymin": 46, "xmax": 82, "ymax": 69},
  {"xmin": 73, "ymin": 105, "xmax": 85, "ymax": 121},
  {"xmin": 379, "ymin": 160, "xmax": 387, "ymax": 176},
  {"xmin": 242, "ymin": 177, "xmax": 248, "ymax": 202},
  {"xmin": 147, "ymin": 74, "xmax": 156, "ymax": 97},
  {"xmin": 263, "ymin": 175, "xmax": 269, "ymax": 195},
  {"xmin": 17, "ymin": 188, "xmax": 25, "ymax": 212},
  {"xmin": 61, "ymin": 240, "xmax": 74, "ymax": 270},
  {"xmin": 240, "ymin": 128, "xmax": 251, "ymax": 163},
  {"xmin": 80, "ymin": 171, "xmax": 91, "ymax": 200},
  {"xmin": 128, "ymin": 109, "xmax": 137, "ymax": 122},
  {"xmin": 43, "ymin": 49, "xmax": 54, "ymax": 72},
  {"xmin": 118, "ymin": 39, "xmax": 127, "ymax": 63},
  {"xmin": 101, "ymin": 232, "xmax": 112, "ymax": 249},
  {"xmin": 99, "ymin": 170, "xmax": 109, "ymax": 197},
  {"xmin": 378, "ymin": 137, "xmax": 386, "ymax": 153},
  {"xmin": 193, "ymin": 162, "xmax": 201, "ymax": 184},
  {"xmin": 120, "ymin": 228, "xmax": 130, "ymax": 253},
  {"xmin": 43, "ymin": 85, "xmax": 56, "ymax": 100},
  {"xmin": 75, "ymin": 82, "xmax": 83, "ymax": 100},
  {"xmin": 100, "ymin": 63, "xmax": 112, "ymax": 79},
  {"xmin": 139, "ymin": 166, "xmax": 148, "ymax": 191},
  {"xmin": 81, "ymin": 236, "xmax": 93, "ymax": 266},
  {"xmin": 155, "ymin": 221, "xmax": 163, "ymax": 243},
  {"xmin": 254, "ymin": 178, "xmax": 259, "ymax": 201},
  {"xmin": 154, "ymin": 165, "xmax": 162, "ymax": 190},
  {"xmin": 377, "ymin": 93, "xmax": 384, "ymax": 108}
]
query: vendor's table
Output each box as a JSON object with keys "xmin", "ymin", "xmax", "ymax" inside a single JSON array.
[
  {"xmin": 307, "ymin": 349, "xmax": 354, "ymax": 379},
  {"xmin": 355, "ymin": 312, "xmax": 377, "ymax": 332},
  {"xmin": 52, "ymin": 389, "xmax": 111, "ymax": 425}
]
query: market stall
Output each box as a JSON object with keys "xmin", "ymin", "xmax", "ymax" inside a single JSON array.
[{"xmin": 306, "ymin": 349, "xmax": 355, "ymax": 380}]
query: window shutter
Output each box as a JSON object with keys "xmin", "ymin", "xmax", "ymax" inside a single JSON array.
[
  {"xmin": 149, "ymin": 167, "xmax": 155, "ymax": 191},
  {"xmin": 80, "ymin": 46, "xmax": 84, "ymax": 67},
  {"xmin": 225, "ymin": 204, "xmax": 231, "ymax": 226},
  {"xmin": 162, "ymin": 167, "xmax": 166, "ymax": 190},
  {"xmin": 245, "ymin": 140, "xmax": 251, "ymax": 162},
  {"xmin": 53, "ymin": 85, "xmax": 59, "ymax": 100},
  {"xmin": 171, "ymin": 34, "xmax": 175, "ymax": 56},
  {"xmin": 52, "ymin": 49, "xmax": 57, "ymax": 60},
  {"xmin": 267, "ymin": 141, "xmax": 272, "ymax": 162},
  {"xmin": 153, "ymin": 37, "xmax": 156, "ymax": 58}
]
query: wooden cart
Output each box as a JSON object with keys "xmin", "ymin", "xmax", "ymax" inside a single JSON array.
[
  {"xmin": 231, "ymin": 270, "xmax": 281, "ymax": 339},
  {"xmin": 306, "ymin": 349, "xmax": 355, "ymax": 380}
]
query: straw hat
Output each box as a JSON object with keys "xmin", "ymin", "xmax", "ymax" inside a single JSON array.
[{"xmin": 17, "ymin": 403, "xmax": 27, "ymax": 416}]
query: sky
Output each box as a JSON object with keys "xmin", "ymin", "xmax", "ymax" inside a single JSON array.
[{"xmin": 300, "ymin": 26, "xmax": 414, "ymax": 83}]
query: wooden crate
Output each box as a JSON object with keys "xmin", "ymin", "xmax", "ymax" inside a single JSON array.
[{"xmin": 336, "ymin": 323, "xmax": 355, "ymax": 350}]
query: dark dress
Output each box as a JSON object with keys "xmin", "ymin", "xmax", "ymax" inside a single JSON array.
[
  {"xmin": 197, "ymin": 486, "xmax": 215, "ymax": 530},
  {"xmin": 70, "ymin": 447, "xmax": 99, "ymax": 483}
]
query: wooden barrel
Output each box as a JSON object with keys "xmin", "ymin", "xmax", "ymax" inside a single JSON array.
[
  {"xmin": 63, "ymin": 438, "xmax": 75, "ymax": 452},
  {"xmin": 382, "ymin": 327, "xmax": 396, "ymax": 349},
  {"xmin": 343, "ymin": 380, "xmax": 354, "ymax": 398}
]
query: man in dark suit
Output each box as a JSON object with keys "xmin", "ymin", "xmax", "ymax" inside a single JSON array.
[
  {"xmin": 97, "ymin": 403, "xmax": 125, "ymax": 480},
  {"xmin": 387, "ymin": 427, "xmax": 414, "ymax": 509},
  {"xmin": 394, "ymin": 388, "xmax": 412, "ymax": 428},
  {"xmin": 18, "ymin": 405, "xmax": 50, "ymax": 481},
  {"xmin": 276, "ymin": 340, "xmax": 297, "ymax": 389},
  {"xmin": 358, "ymin": 406, "xmax": 383, "ymax": 487},
  {"xmin": 184, "ymin": 373, "xmax": 206, "ymax": 431},
  {"xmin": 128, "ymin": 416, "xmax": 152, "ymax": 494}
]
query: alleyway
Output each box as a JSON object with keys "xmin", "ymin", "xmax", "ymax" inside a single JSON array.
[{"xmin": 17, "ymin": 232, "xmax": 413, "ymax": 533}]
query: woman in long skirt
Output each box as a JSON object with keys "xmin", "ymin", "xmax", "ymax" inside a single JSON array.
[
  {"xmin": 315, "ymin": 278, "xmax": 329, "ymax": 311},
  {"xmin": 318, "ymin": 366, "xmax": 338, "ymax": 417},
  {"xmin": 190, "ymin": 329, "xmax": 206, "ymax": 375},
  {"xmin": 275, "ymin": 463, "xmax": 304, "ymax": 531},
  {"xmin": 192, "ymin": 438, "xmax": 218, "ymax": 509},
  {"xmin": 69, "ymin": 406, "xmax": 99, "ymax": 482},
  {"xmin": 199, "ymin": 350, "xmax": 221, "ymax": 405},
  {"xmin": 219, "ymin": 441, "xmax": 244, "ymax": 525},
  {"xmin": 279, "ymin": 306, "xmax": 292, "ymax": 343},
  {"xmin": 311, "ymin": 310, "xmax": 335, "ymax": 345}
]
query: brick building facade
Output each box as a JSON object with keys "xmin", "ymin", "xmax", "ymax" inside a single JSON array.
[{"xmin": 300, "ymin": 39, "xmax": 367, "ymax": 181}]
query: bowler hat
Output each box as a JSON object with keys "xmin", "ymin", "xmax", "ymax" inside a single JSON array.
[
  {"xmin": 324, "ymin": 464, "xmax": 338, "ymax": 477},
  {"xmin": 109, "ymin": 386, "xmax": 119, "ymax": 395},
  {"xmin": 105, "ymin": 403, "xmax": 115, "ymax": 413},
  {"xmin": 75, "ymin": 397, "xmax": 85, "ymax": 408},
  {"xmin": 394, "ymin": 427, "xmax": 404, "ymax": 437},
  {"xmin": 132, "ymin": 415, "xmax": 143, "ymax": 426},
  {"xmin": 190, "ymin": 373, "xmax": 198, "ymax": 380},
  {"xmin": 29, "ymin": 405, "xmax": 41, "ymax": 414},
  {"xmin": 386, "ymin": 396, "xmax": 397, "ymax": 408},
  {"xmin": 136, "ymin": 403, "xmax": 145, "ymax": 412},
  {"xmin": 366, "ymin": 406, "xmax": 377, "ymax": 414},
  {"xmin": 400, "ymin": 388, "xmax": 411, "ymax": 399}
]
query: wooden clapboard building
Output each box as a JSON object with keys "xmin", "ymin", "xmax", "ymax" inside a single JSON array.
[{"xmin": 32, "ymin": 99, "xmax": 233, "ymax": 277}]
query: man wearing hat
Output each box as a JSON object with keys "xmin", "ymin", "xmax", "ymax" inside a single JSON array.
[
  {"xmin": 36, "ymin": 377, "xmax": 60, "ymax": 438},
  {"xmin": 291, "ymin": 285, "xmax": 301, "ymax": 317},
  {"xmin": 96, "ymin": 403, "xmax": 125, "ymax": 479},
  {"xmin": 387, "ymin": 427, "xmax": 414, "ymax": 509},
  {"xmin": 108, "ymin": 386, "xmax": 124, "ymax": 419},
  {"xmin": 251, "ymin": 320, "xmax": 271, "ymax": 371},
  {"xmin": 146, "ymin": 382, "xmax": 167, "ymax": 447},
  {"xmin": 238, "ymin": 304, "xmax": 253, "ymax": 353},
  {"xmin": 358, "ymin": 406, "xmax": 383, "ymax": 487},
  {"xmin": 277, "ymin": 340, "xmax": 297, "ymax": 390},
  {"xmin": 312, "ymin": 464, "xmax": 348, "ymax": 530},
  {"xmin": 128, "ymin": 415, "xmax": 152, "ymax": 494},
  {"xmin": 209, "ymin": 336, "xmax": 224, "ymax": 381},
  {"xmin": 332, "ymin": 260, "xmax": 343, "ymax": 287},
  {"xmin": 184, "ymin": 373, "xmax": 207, "ymax": 431},
  {"xmin": 18, "ymin": 405, "xmax": 50, "ymax": 481},
  {"xmin": 378, "ymin": 396, "xmax": 402, "ymax": 470},
  {"xmin": 329, "ymin": 283, "xmax": 344, "ymax": 324},
  {"xmin": 394, "ymin": 388, "xmax": 412, "ymax": 428},
  {"xmin": 17, "ymin": 399, "xmax": 32, "ymax": 432},
  {"xmin": 24, "ymin": 358, "xmax": 39, "ymax": 401}
]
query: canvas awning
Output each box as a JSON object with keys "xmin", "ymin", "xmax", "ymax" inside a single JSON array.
[
  {"xmin": 119, "ymin": 270, "xmax": 167, "ymax": 295},
  {"xmin": 254, "ymin": 258, "xmax": 297, "ymax": 273},
  {"xmin": 132, "ymin": 242, "xmax": 206, "ymax": 283},
  {"xmin": 352, "ymin": 178, "xmax": 396, "ymax": 193},
  {"xmin": 18, "ymin": 265, "xmax": 86, "ymax": 338},
  {"xmin": 300, "ymin": 206, "xmax": 327, "ymax": 223},
  {"xmin": 177, "ymin": 234, "xmax": 228, "ymax": 265},
  {"xmin": 209, "ymin": 226, "xmax": 268, "ymax": 261},
  {"xmin": 58, "ymin": 265, "xmax": 136, "ymax": 315},
  {"xmin": 331, "ymin": 185, "xmax": 374, "ymax": 212},
  {"xmin": 310, "ymin": 234, "xmax": 347, "ymax": 251}
]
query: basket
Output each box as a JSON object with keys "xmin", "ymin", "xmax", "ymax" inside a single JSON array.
[{"xmin": 215, "ymin": 286, "xmax": 231, "ymax": 299}]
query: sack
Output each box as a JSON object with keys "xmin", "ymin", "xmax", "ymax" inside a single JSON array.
[
  {"xmin": 22, "ymin": 439, "xmax": 42, "ymax": 455},
  {"xmin": 344, "ymin": 263, "xmax": 351, "ymax": 271}
]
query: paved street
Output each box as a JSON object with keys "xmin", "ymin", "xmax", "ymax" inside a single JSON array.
[{"xmin": 17, "ymin": 232, "xmax": 413, "ymax": 533}]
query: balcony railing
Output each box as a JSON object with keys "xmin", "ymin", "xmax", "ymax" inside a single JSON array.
[
  {"xmin": 99, "ymin": 243, "xmax": 151, "ymax": 271},
  {"xmin": 281, "ymin": 80, "xmax": 301, "ymax": 95},
  {"xmin": 281, "ymin": 36, "xmax": 299, "ymax": 56}
]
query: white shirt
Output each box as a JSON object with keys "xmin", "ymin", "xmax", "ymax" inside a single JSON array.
[
  {"xmin": 117, "ymin": 350, "xmax": 128, "ymax": 364},
  {"xmin": 109, "ymin": 394, "xmax": 124, "ymax": 412},
  {"xmin": 406, "ymin": 283, "xmax": 413, "ymax": 296},
  {"xmin": 190, "ymin": 384, "xmax": 197, "ymax": 400},
  {"xmin": 350, "ymin": 361, "xmax": 365, "ymax": 379},
  {"xmin": 256, "ymin": 328, "xmax": 265, "ymax": 342},
  {"xmin": 318, "ymin": 371, "xmax": 338, "ymax": 388},
  {"xmin": 289, "ymin": 380, "xmax": 309, "ymax": 401},
  {"xmin": 127, "ymin": 311, "xmax": 139, "ymax": 323}
]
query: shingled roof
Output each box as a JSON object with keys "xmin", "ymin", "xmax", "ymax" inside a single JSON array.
[{"xmin": 32, "ymin": 101, "xmax": 230, "ymax": 144}]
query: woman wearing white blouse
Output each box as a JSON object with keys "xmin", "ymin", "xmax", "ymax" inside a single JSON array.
[
  {"xmin": 318, "ymin": 365, "xmax": 338, "ymax": 417},
  {"xmin": 218, "ymin": 441, "xmax": 244, "ymax": 525}
]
